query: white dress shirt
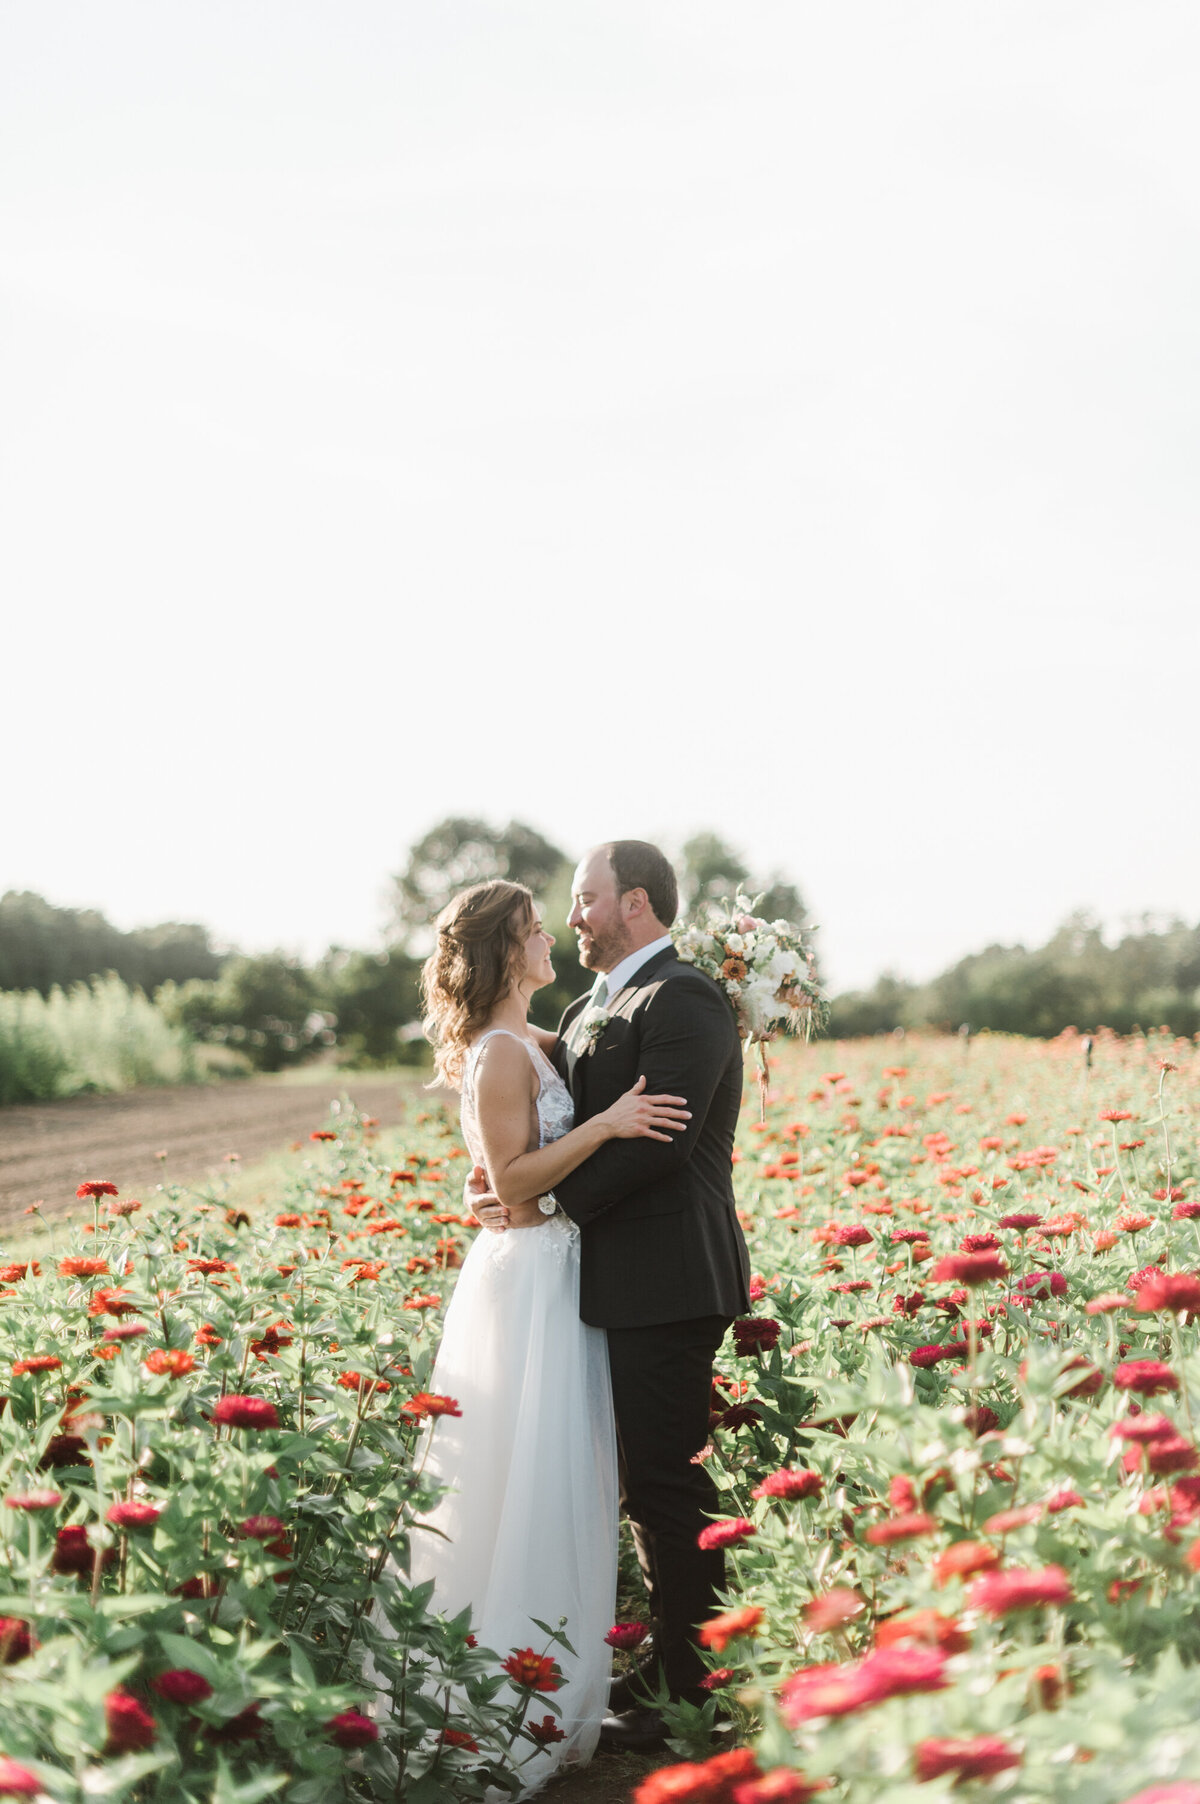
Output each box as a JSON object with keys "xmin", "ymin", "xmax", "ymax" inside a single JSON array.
[{"xmin": 597, "ymin": 934, "xmax": 675, "ymax": 1005}]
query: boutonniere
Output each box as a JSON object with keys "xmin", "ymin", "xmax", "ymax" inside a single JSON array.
[{"xmin": 577, "ymin": 1009, "xmax": 610, "ymax": 1055}]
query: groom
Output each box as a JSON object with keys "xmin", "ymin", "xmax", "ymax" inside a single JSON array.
[{"xmin": 471, "ymin": 840, "xmax": 751, "ymax": 1749}]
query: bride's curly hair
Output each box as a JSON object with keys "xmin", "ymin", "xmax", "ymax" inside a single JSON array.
[{"xmin": 421, "ymin": 880, "xmax": 536, "ymax": 1088}]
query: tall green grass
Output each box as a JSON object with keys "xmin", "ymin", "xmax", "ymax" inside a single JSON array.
[{"xmin": 0, "ymin": 972, "xmax": 202, "ymax": 1105}]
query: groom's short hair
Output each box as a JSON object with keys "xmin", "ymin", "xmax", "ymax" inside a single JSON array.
[{"xmin": 604, "ymin": 840, "xmax": 679, "ymax": 928}]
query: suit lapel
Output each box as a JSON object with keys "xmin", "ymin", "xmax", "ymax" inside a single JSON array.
[
  {"xmin": 557, "ymin": 947, "xmax": 680, "ymax": 1109},
  {"xmin": 557, "ymin": 992, "xmax": 591, "ymax": 1098},
  {"xmin": 603, "ymin": 944, "xmax": 678, "ymax": 1017}
]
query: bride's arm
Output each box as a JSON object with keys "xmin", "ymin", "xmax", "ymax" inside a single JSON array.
[{"xmin": 472, "ymin": 1037, "xmax": 690, "ymax": 1210}]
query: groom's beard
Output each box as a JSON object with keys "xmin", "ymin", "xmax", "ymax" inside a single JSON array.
[{"xmin": 577, "ymin": 920, "xmax": 634, "ymax": 975}]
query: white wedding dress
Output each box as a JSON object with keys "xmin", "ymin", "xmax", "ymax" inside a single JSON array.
[{"xmin": 409, "ymin": 1029, "xmax": 619, "ymax": 1791}]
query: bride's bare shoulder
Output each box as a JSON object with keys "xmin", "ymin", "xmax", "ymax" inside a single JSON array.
[{"xmin": 470, "ymin": 1032, "xmax": 537, "ymax": 1093}]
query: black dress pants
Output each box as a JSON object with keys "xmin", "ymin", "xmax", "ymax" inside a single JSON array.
[{"xmin": 605, "ymin": 1314, "xmax": 730, "ymax": 1701}]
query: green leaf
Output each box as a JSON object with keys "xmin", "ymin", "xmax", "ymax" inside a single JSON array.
[{"xmin": 158, "ymin": 1629, "xmax": 221, "ymax": 1682}]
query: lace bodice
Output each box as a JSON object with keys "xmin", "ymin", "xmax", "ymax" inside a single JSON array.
[{"xmin": 460, "ymin": 1030, "xmax": 575, "ymax": 1167}]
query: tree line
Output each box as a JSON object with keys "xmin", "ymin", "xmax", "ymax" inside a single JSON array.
[
  {"xmin": 0, "ymin": 824, "xmax": 808, "ymax": 1073},
  {"xmin": 830, "ymin": 910, "xmax": 1200, "ymax": 1040},
  {"xmin": 6, "ymin": 837, "xmax": 1192, "ymax": 1073}
]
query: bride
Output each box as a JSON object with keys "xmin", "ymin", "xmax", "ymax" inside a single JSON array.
[{"xmin": 405, "ymin": 878, "xmax": 690, "ymax": 1789}]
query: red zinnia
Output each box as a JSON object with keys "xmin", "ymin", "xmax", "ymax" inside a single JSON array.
[
  {"xmin": 865, "ymin": 1511, "xmax": 936, "ymax": 1545},
  {"xmin": 0, "ymin": 1759, "xmax": 41, "ymax": 1797},
  {"xmin": 76, "ymin": 1181, "xmax": 119, "ymax": 1199},
  {"xmin": 107, "ymin": 1501, "xmax": 160, "ymax": 1531},
  {"xmin": 502, "ymin": 1647, "xmax": 560, "ymax": 1691},
  {"xmin": 733, "ymin": 1317, "xmax": 782, "ymax": 1355},
  {"xmin": 153, "ymin": 1668, "xmax": 214, "ymax": 1705},
  {"xmin": 1113, "ymin": 1360, "xmax": 1179, "ymax": 1396},
  {"xmin": 326, "ymin": 1709, "xmax": 378, "ymax": 1748},
  {"xmin": 804, "ymin": 1588, "xmax": 864, "ymax": 1633},
  {"xmin": 103, "ymin": 1687, "xmax": 157, "ymax": 1753},
  {"xmin": 441, "ymin": 1727, "xmax": 480, "ymax": 1751},
  {"xmin": 1145, "ymin": 1436, "xmax": 1199, "ymax": 1476},
  {"xmin": 874, "ymin": 1610, "xmax": 969, "ymax": 1656},
  {"xmin": 213, "ymin": 1395, "xmax": 280, "ymax": 1430},
  {"xmin": 12, "ymin": 1356, "xmax": 62, "ymax": 1376},
  {"xmin": 753, "ymin": 1467, "xmax": 823, "ymax": 1501},
  {"xmin": 0, "ymin": 1618, "xmax": 33, "ymax": 1664},
  {"xmin": 526, "ymin": 1716, "xmax": 567, "ymax": 1746},
  {"xmin": 966, "ymin": 1564, "xmax": 1072, "ymax": 1616},
  {"xmin": 698, "ymin": 1605, "xmax": 764, "ymax": 1652},
  {"xmin": 604, "ymin": 1622, "xmax": 650, "ymax": 1650},
  {"xmin": 88, "ymin": 1287, "xmax": 139, "ymax": 1318},
  {"xmin": 143, "ymin": 1349, "xmax": 196, "ymax": 1378},
  {"xmin": 932, "ymin": 1540, "xmax": 1000, "ymax": 1588},
  {"xmin": 909, "ymin": 1343, "xmax": 956, "ymax": 1368},
  {"xmin": 698, "ymin": 1517, "xmax": 756, "ymax": 1551},
  {"xmin": 913, "ymin": 1737, "xmax": 1021, "ymax": 1783},
  {"xmin": 982, "ymin": 1504, "xmax": 1042, "ymax": 1534},
  {"xmin": 780, "ymin": 1646, "xmax": 947, "ymax": 1724},
  {"xmin": 1014, "ymin": 1270, "xmax": 1067, "ymax": 1300},
  {"xmin": 401, "ymin": 1392, "xmax": 462, "ymax": 1420},
  {"xmin": 1111, "ymin": 1413, "xmax": 1177, "ymax": 1444},
  {"xmin": 635, "ymin": 1749, "xmax": 761, "ymax": 1804},
  {"xmin": 337, "ymin": 1370, "xmax": 391, "ymax": 1394},
  {"xmin": 59, "ymin": 1257, "xmax": 109, "ymax": 1278},
  {"xmin": 930, "ymin": 1252, "xmax": 1007, "ymax": 1286},
  {"xmin": 5, "ymin": 1489, "xmax": 62, "ymax": 1513},
  {"xmin": 240, "ymin": 1514, "xmax": 286, "ymax": 1541},
  {"xmin": 733, "ymin": 1771, "xmax": 827, "ymax": 1804},
  {"xmin": 1135, "ymin": 1273, "xmax": 1200, "ymax": 1317},
  {"xmin": 832, "ymin": 1226, "xmax": 872, "ymax": 1248}
]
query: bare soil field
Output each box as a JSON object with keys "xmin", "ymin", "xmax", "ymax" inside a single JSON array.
[{"xmin": 0, "ymin": 1075, "xmax": 415, "ymax": 1230}]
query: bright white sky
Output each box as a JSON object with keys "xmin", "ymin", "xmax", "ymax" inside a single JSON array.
[{"xmin": 2, "ymin": 2, "xmax": 1197, "ymax": 993}]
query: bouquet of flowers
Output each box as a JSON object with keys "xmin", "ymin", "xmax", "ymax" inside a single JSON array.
[{"xmin": 672, "ymin": 895, "xmax": 826, "ymax": 1116}]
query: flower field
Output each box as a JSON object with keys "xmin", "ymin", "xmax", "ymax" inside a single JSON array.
[
  {"xmin": 1, "ymin": 1028, "xmax": 1199, "ymax": 1804},
  {"xmin": 653, "ymin": 1027, "xmax": 1200, "ymax": 1804}
]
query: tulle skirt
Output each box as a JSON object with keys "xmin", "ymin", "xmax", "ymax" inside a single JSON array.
[{"xmin": 409, "ymin": 1213, "xmax": 619, "ymax": 1791}]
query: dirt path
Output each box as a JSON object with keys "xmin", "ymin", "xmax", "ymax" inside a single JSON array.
[{"xmin": 0, "ymin": 1075, "xmax": 415, "ymax": 1229}]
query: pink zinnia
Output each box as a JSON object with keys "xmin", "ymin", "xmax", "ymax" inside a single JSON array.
[
  {"xmin": 966, "ymin": 1565, "xmax": 1073, "ymax": 1616},
  {"xmin": 914, "ymin": 1737, "xmax": 1021, "ymax": 1783},
  {"xmin": 107, "ymin": 1501, "xmax": 160, "ymax": 1532}
]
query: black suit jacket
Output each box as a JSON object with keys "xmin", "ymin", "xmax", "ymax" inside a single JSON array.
[{"xmin": 551, "ymin": 947, "xmax": 752, "ymax": 1330}]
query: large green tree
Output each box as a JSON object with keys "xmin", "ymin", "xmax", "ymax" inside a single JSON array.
[
  {"xmin": 159, "ymin": 954, "xmax": 328, "ymax": 1073},
  {"xmin": 390, "ymin": 818, "xmax": 568, "ymax": 945},
  {"xmin": 0, "ymin": 892, "xmax": 222, "ymax": 996}
]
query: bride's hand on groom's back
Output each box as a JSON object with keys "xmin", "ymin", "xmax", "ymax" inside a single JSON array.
[{"xmin": 598, "ymin": 1074, "xmax": 691, "ymax": 1143}]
